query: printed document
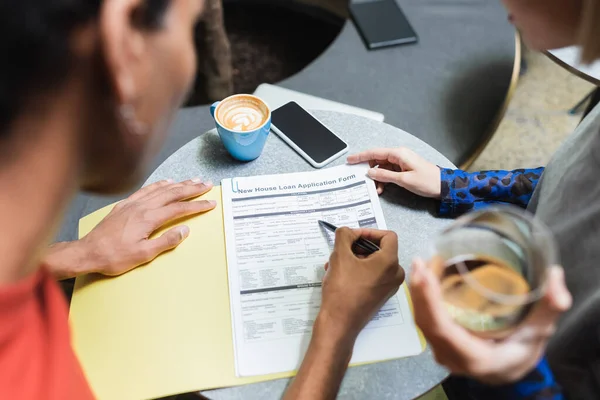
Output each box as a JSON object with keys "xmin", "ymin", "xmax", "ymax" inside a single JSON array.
[{"xmin": 222, "ymin": 164, "xmax": 422, "ymax": 377}]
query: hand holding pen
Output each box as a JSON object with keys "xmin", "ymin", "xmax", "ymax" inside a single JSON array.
[
  {"xmin": 318, "ymin": 226, "xmax": 405, "ymax": 336},
  {"xmin": 318, "ymin": 220, "xmax": 380, "ymax": 255}
]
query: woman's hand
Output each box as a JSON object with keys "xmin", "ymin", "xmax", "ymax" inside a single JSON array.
[
  {"xmin": 347, "ymin": 148, "xmax": 441, "ymax": 198},
  {"xmin": 409, "ymin": 258, "xmax": 572, "ymax": 385},
  {"xmin": 45, "ymin": 179, "xmax": 216, "ymax": 279}
]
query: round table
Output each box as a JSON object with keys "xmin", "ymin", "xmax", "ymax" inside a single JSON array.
[
  {"xmin": 144, "ymin": 110, "xmax": 455, "ymax": 399},
  {"xmin": 547, "ymin": 46, "xmax": 600, "ymax": 85},
  {"xmin": 58, "ymin": 1, "xmax": 516, "ymax": 244}
]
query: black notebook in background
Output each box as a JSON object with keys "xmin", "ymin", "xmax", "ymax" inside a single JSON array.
[{"xmin": 350, "ymin": 0, "xmax": 418, "ymax": 50}]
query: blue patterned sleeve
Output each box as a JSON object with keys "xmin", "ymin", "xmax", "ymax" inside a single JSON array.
[
  {"xmin": 467, "ymin": 357, "xmax": 564, "ymax": 400},
  {"xmin": 439, "ymin": 167, "xmax": 545, "ymax": 218}
]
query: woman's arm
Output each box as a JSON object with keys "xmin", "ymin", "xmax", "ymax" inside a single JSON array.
[
  {"xmin": 410, "ymin": 258, "xmax": 571, "ymax": 400},
  {"xmin": 439, "ymin": 167, "xmax": 545, "ymax": 218},
  {"xmin": 346, "ymin": 149, "xmax": 545, "ymax": 218},
  {"xmin": 466, "ymin": 357, "xmax": 564, "ymax": 400}
]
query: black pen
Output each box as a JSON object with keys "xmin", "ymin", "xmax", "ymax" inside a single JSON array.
[{"xmin": 318, "ymin": 220, "xmax": 380, "ymax": 255}]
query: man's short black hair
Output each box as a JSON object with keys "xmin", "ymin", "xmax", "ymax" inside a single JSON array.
[{"xmin": 0, "ymin": 0, "xmax": 170, "ymax": 137}]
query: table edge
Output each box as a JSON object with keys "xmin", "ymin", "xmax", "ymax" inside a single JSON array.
[{"xmin": 545, "ymin": 49, "xmax": 600, "ymax": 86}]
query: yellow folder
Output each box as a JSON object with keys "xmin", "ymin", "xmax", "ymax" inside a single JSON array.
[{"xmin": 69, "ymin": 186, "xmax": 432, "ymax": 400}]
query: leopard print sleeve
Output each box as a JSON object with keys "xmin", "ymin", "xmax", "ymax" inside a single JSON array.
[
  {"xmin": 466, "ymin": 357, "xmax": 564, "ymax": 400},
  {"xmin": 439, "ymin": 167, "xmax": 545, "ymax": 218}
]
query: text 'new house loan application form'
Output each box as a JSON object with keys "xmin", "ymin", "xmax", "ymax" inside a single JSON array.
[{"xmin": 222, "ymin": 164, "xmax": 422, "ymax": 377}]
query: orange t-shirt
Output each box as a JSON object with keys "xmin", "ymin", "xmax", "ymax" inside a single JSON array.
[{"xmin": 0, "ymin": 268, "xmax": 94, "ymax": 399}]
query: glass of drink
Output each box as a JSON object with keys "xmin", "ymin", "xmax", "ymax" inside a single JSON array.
[{"xmin": 428, "ymin": 205, "xmax": 558, "ymax": 339}]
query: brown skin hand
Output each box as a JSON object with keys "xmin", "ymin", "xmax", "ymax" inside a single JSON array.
[{"xmin": 0, "ymin": 0, "xmax": 204, "ymax": 284}]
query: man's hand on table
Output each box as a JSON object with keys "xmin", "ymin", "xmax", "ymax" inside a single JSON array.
[
  {"xmin": 45, "ymin": 179, "xmax": 216, "ymax": 280},
  {"xmin": 347, "ymin": 147, "xmax": 441, "ymax": 199},
  {"xmin": 410, "ymin": 258, "xmax": 571, "ymax": 385},
  {"xmin": 284, "ymin": 228, "xmax": 404, "ymax": 400}
]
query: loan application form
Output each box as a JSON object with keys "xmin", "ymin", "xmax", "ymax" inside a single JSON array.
[{"xmin": 222, "ymin": 164, "xmax": 422, "ymax": 377}]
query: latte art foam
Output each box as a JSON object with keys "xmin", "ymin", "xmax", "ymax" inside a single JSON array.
[{"xmin": 217, "ymin": 97, "xmax": 268, "ymax": 132}]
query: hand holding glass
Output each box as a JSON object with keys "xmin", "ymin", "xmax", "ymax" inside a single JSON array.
[{"xmin": 428, "ymin": 205, "xmax": 557, "ymax": 338}]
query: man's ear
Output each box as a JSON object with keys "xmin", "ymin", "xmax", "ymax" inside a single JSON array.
[{"xmin": 99, "ymin": 0, "xmax": 147, "ymax": 105}]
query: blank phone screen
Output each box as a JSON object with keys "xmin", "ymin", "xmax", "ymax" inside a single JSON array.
[{"xmin": 271, "ymin": 102, "xmax": 347, "ymax": 163}]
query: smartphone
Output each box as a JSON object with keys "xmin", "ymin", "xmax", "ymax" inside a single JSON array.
[
  {"xmin": 271, "ymin": 102, "xmax": 349, "ymax": 168},
  {"xmin": 350, "ymin": 0, "xmax": 418, "ymax": 50}
]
